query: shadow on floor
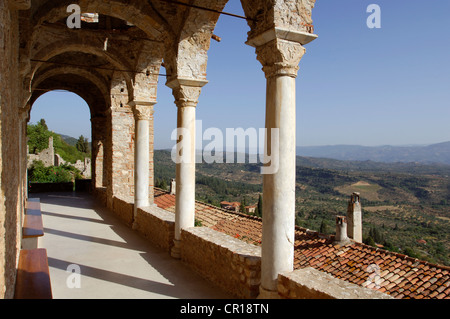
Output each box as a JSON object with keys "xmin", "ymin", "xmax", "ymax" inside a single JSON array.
[{"xmin": 34, "ymin": 192, "xmax": 233, "ymax": 299}]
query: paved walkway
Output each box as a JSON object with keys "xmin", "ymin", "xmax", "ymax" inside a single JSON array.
[{"xmin": 34, "ymin": 192, "xmax": 232, "ymax": 299}]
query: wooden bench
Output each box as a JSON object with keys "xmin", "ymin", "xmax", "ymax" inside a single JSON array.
[
  {"xmin": 14, "ymin": 248, "xmax": 52, "ymax": 299},
  {"xmin": 22, "ymin": 198, "xmax": 44, "ymax": 249}
]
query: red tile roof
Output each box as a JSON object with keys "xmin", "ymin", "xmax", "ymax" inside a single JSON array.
[{"xmin": 154, "ymin": 188, "xmax": 450, "ymax": 299}]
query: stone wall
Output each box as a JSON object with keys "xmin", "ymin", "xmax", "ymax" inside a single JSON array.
[
  {"xmin": 27, "ymin": 137, "xmax": 91, "ymax": 178},
  {"xmin": 93, "ymin": 187, "xmax": 107, "ymax": 208},
  {"xmin": 0, "ymin": 2, "xmax": 24, "ymax": 299},
  {"xmin": 27, "ymin": 136, "xmax": 54, "ymax": 168},
  {"xmin": 277, "ymin": 267, "xmax": 393, "ymax": 299},
  {"xmin": 134, "ymin": 206, "xmax": 175, "ymax": 253},
  {"xmin": 100, "ymin": 193, "xmax": 397, "ymax": 300},
  {"xmin": 112, "ymin": 196, "xmax": 134, "ymax": 227},
  {"xmin": 181, "ymin": 227, "xmax": 261, "ymax": 299}
]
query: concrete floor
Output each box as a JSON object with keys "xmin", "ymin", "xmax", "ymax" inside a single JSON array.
[{"xmin": 34, "ymin": 192, "xmax": 232, "ymax": 299}]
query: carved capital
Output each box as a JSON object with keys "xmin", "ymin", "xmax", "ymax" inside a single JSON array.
[
  {"xmin": 166, "ymin": 78, "xmax": 208, "ymax": 108},
  {"xmin": 129, "ymin": 101, "xmax": 156, "ymax": 121},
  {"xmin": 8, "ymin": 0, "xmax": 31, "ymax": 10},
  {"xmin": 255, "ymin": 38, "xmax": 306, "ymax": 79}
]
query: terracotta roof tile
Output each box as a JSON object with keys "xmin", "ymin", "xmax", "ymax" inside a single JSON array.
[{"xmin": 153, "ymin": 188, "xmax": 450, "ymax": 299}]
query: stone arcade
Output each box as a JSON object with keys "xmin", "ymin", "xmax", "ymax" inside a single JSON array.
[{"xmin": 0, "ymin": 0, "xmax": 401, "ymax": 299}]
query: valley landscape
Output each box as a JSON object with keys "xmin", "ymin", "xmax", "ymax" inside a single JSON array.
[{"xmin": 154, "ymin": 143, "xmax": 450, "ymax": 267}]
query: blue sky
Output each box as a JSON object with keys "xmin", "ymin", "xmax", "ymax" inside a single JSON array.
[{"xmin": 31, "ymin": 0, "xmax": 450, "ymax": 148}]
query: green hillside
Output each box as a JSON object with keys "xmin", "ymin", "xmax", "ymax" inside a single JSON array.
[
  {"xmin": 27, "ymin": 119, "xmax": 91, "ymax": 163},
  {"xmin": 154, "ymin": 149, "xmax": 450, "ymax": 266}
]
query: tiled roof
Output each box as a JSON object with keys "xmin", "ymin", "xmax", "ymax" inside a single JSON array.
[{"xmin": 154, "ymin": 189, "xmax": 450, "ymax": 299}]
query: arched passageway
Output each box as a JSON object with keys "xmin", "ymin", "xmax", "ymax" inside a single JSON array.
[{"xmin": 2, "ymin": 0, "xmax": 318, "ymax": 299}]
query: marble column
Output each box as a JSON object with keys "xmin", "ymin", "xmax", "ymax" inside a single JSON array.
[
  {"xmin": 131, "ymin": 101, "xmax": 155, "ymax": 218},
  {"xmin": 166, "ymin": 78, "xmax": 207, "ymax": 259},
  {"xmin": 248, "ymin": 32, "xmax": 311, "ymax": 298}
]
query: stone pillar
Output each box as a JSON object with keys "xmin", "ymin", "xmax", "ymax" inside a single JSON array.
[
  {"xmin": 18, "ymin": 106, "xmax": 30, "ymax": 225},
  {"xmin": 347, "ymin": 192, "xmax": 362, "ymax": 243},
  {"xmin": 248, "ymin": 30, "xmax": 314, "ymax": 298},
  {"xmin": 131, "ymin": 101, "xmax": 155, "ymax": 216},
  {"xmin": 91, "ymin": 116, "xmax": 106, "ymax": 189},
  {"xmin": 105, "ymin": 106, "xmax": 135, "ymax": 207},
  {"xmin": 166, "ymin": 78, "xmax": 207, "ymax": 259}
]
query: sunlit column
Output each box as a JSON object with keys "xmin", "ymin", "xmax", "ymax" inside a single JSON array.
[
  {"xmin": 248, "ymin": 31, "xmax": 314, "ymax": 298},
  {"xmin": 166, "ymin": 78, "xmax": 207, "ymax": 259},
  {"xmin": 131, "ymin": 101, "xmax": 155, "ymax": 217}
]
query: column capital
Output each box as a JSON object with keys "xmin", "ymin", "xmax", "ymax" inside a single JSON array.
[
  {"xmin": 166, "ymin": 78, "xmax": 208, "ymax": 108},
  {"xmin": 255, "ymin": 38, "xmax": 306, "ymax": 79},
  {"xmin": 129, "ymin": 101, "xmax": 156, "ymax": 121},
  {"xmin": 247, "ymin": 27, "xmax": 317, "ymax": 79}
]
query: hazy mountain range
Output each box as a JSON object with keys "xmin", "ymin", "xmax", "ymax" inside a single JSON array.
[{"xmin": 296, "ymin": 142, "xmax": 450, "ymax": 165}]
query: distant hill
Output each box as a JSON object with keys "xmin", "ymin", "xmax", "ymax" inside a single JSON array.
[
  {"xmin": 154, "ymin": 149, "xmax": 450, "ymax": 266},
  {"xmin": 59, "ymin": 133, "xmax": 92, "ymax": 150},
  {"xmin": 297, "ymin": 142, "xmax": 450, "ymax": 165},
  {"xmin": 59, "ymin": 134, "xmax": 78, "ymax": 147}
]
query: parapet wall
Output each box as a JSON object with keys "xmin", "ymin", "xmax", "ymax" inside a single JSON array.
[
  {"xmin": 278, "ymin": 267, "xmax": 393, "ymax": 299},
  {"xmin": 181, "ymin": 227, "xmax": 261, "ymax": 299},
  {"xmin": 112, "ymin": 196, "xmax": 134, "ymax": 227},
  {"xmin": 134, "ymin": 206, "xmax": 175, "ymax": 253},
  {"xmin": 95, "ymin": 191, "xmax": 393, "ymax": 299}
]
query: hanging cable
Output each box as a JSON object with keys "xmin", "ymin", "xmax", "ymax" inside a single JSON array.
[{"xmin": 157, "ymin": 0, "xmax": 256, "ymax": 21}]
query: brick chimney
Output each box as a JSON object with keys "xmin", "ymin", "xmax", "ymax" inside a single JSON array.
[
  {"xmin": 170, "ymin": 178, "xmax": 176, "ymax": 195},
  {"xmin": 347, "ymin": 192, "xmax": 362, "ymax": 243},
  {"xmin": 334, "ymin": 216, "xmax": 350, "ymax": 245}
]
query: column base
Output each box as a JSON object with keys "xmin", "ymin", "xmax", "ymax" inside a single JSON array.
[
  {"xmin": 171, "ymin": 239, "xmax": 181, "ymax": 259},
  {"xmin": 257, "ymin": 285, "xmax": 281, "ymax": 299}
]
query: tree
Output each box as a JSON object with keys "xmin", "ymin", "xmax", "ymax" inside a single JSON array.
[
  {"xmin": 27, "ymin": 120, "xmax": 52, "ymax": 153},
  {"xmin": 319, "ymin": 219, "xmax": 329, "ymax": 234},
  {"xmin": 28, "ymin": 160, "xmax": 81, "ymax": 183},
  {"xmin": 256, "ymin": 194, "xmax": 263, "ymax": 217},
  {"xmin": 365, "ymin": 236, "xmax": 376, "ymax": 247},
  {"xmin": 159, "ymin": 179, "xmax": 168, "ymax": 190},
  {"xmin": 38, "ymin": 118, "xmax": 48, "ymax": 130},
  {"xmin": 240, "ymin": 196, "xmax": 247, "ymax": 214},
  {"xmin": 76, "ymin": 135, "xmax": 89, "ymax": 154}
]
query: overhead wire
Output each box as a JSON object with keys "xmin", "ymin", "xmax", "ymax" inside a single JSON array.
[
  {"xmin": 30, "ymin": 59, "xmax": 168, "ymax": 77},
  {"xmin": 30, "ymin": 1, "xmax": 260, "ymax": 80},
  {"xmin": 157, "ymin": 0, "xmax": 256, "ymax": 21}
]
